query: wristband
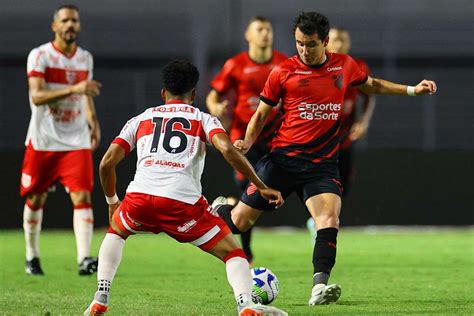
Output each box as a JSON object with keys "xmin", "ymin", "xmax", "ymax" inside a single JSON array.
[
  {"xmin": 407, "ymin": 86, "xmax": 416, "ymax": 96},
  {"xmin": 105, "ymin": 194, "xmax": 119, "ymax": 205}
]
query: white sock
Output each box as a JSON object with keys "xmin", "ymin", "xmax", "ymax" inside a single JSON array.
[
  {"xmin": 73, "ymin": 206, "xmax": 94, "ymax": 263},
  {"xmin": 97, "ymin": 233, "xmax": 125, "ymax": 286},
  {"xmin": 225, "ymin": 256, "xmax": 253, "ymax": 305},
  {"xmin": 23, "ymin": 203, "xmax": 43, "ymax": 261}
]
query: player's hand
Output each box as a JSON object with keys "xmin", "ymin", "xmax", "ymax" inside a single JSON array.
[
  {"xmin": 90, "ymin": 126, "xmax": 101, "ymax": 151},
  {"xmin": 213, "ymin": 100, "xmax": 229, "ymax": 117},
  {"xmin": 108, "ymin": 200, "xmax": 121, "ymax": 223},
  {"xmin": 415, "ymin": 79, "xmax": 437, "ymax": 95},
  {"xmin": 259, "ymin": 187, "xmax": 284, "ymax": 208},
  {"xmin": 349, "ymin": 121, "xmax": 368, "ymax": 141},
  {"xmin": 71, "ymin": 80, "xmax": 102, "ymax": 97},
  {"xmin": 233, "ymin": 139, "xmax": 251, "ymax": 154}
]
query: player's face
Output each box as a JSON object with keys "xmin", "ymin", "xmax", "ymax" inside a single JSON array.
[
  {"xmin": 246, "ymin": 21, "xmax": 273, "ymax": 48},
  {"xmin": 295, "ymin": 27, "xmax": 328, "ymax": 65},
  {"xmin": 52, "ymin": 9, "xmax": 81, "ymax": 44},
  {"xmin": 327, "ymin": 29, "xmax": 351, "ymax": 54}
]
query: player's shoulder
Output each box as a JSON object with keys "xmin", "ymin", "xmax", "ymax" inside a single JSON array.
[
  {"xmin": 28, "ymin": 42, "xmax": 51, "ymax": 56},
  {"xmin": 224, "ymin": 51, "xmax": 248, "ymax": 67},
  {"xmin": 353, "ymin": 57, "xmax": 370, "ymax": 71},
  {"xmin": 274, "ymin": 55, "xmax": 299, "ymax": 72},
  {"xmin": 328, "ymin": 52, "xmax": 353, "ymax": 63},
  {"xmin": 76, "ymin": 45, "xmax": 93, "ymax": 58}
]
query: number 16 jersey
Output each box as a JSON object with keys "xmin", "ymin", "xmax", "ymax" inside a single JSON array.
[{"xmin": 112, "ymin": 100, "xmax": 226, "ymax": 204}]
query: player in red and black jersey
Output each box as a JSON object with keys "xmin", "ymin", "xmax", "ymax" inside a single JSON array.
[
  {"xmin": 328, "ymin": 27, "xmax": 376, "ymax": 195},
  {"xmin": 206, "ymin": 16, "xmax": 287, "ymax": 264},
  {"xmin": 215, "ymin": 12, "xmax": 437, "ymax": 307}
]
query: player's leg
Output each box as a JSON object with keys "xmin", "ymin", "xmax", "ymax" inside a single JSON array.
[
  {"xmin": 70, "ymin": 190, "xmax": 97, "ymax": 275},
  {"xmin": 61, "ymin": 148, "xmax": 96, "ymax": 274},
  {"xmin": 305, "ymin": 192, "xmax": 342, "ymax": 305},
  {"xmin": 20, "ymin": 144, "xmax": 58, "ymax": 276},
  {"xmin": 23, "ymin": 192, "xmax": 47, "ymax": 275},
  {"xmin": 204, "ymin": 231, "xmax": 287, "ymax": 315},
  {"xmin": 84, "ymin": 204, "xmax": 133, "ymax": 316}
]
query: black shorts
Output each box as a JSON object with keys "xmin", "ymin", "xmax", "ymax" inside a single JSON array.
[
  {"xmin": 234, "ymin": 143, "xmax": 270, "ymax": 193},
  {"xmin": 241, "ymin": 152, "xmax": 342, "ymax": 211}
]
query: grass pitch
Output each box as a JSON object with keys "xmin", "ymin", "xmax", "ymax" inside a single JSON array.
[{"xmin": 0, "ymin": 228, "xmax": 473, "ymax": 315}]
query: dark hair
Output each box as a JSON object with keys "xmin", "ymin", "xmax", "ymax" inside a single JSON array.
[
  {"xmin": 162, "ymin": 60, "xmax": 200, "ymax": 96},
  {"xmin": 248, "ymin": 15, "xmax": 271, "ymax": 26},
  {"xmin": 53, "ymin": 4, "xmax": 79, "ymax": 20},
  {"xmin": 293, "ymin": 12, "xmax": 330, "ymax": 40}
]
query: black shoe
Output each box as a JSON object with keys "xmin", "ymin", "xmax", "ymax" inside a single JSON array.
[
  {"xmin": 25, "ymin": 258, "xmax": 44, "ymax": 276},
  {"xmin": 78, "ymin": 257, "xmax": 98, "ymax": 275}
]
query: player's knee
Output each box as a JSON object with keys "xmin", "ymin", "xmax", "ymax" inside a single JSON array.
[
  {"xmin": 26, "ymin": 193, "xmax": 47, "ymax": 209},
  {"xmin": 232, "ymin": 216, "xmax": 253, "ymax": 232},
  {"xmin": 70, "ymin": 191, "xmax": 91, "ymax": 206},
  {"xmin": 107, "ymin": 225, "xmax": 129, "ymax": 240},
  {"xmin": 314, "ymin": 213, "xmax": 339, "ymax": 229},
  {"xmin": 222, "ymin": 248, "xmax": 247, "ymax": 263}
]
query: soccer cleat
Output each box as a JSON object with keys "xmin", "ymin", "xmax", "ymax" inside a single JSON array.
[
  {"xmin": 25, "ymin": 257, "xmax": 44, "ymax": 276},
  {"xmin": 78, "ymin": 257, "xmax": 98, "ymax": 275},
  {"xmin": 308, "ymin": 283, "xmax": 341, "ymax": 305},
  {"xmin": 211, "ymin": 196, "xmax": 228, "ymax": 209},
  {"xmin": 239, "ymin": 304, "xmax": 288, "ymax": 316},
  {"xmin": 84, "ymin": 291, "xmax": 109, "ymax": 315}
]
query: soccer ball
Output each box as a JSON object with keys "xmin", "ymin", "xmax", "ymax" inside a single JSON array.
[{"xmin": 251, "ymin": 267, "xmax": 280, "ymax": 305}]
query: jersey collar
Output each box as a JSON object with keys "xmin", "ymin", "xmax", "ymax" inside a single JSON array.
[
  {"xmin": 165, "ymin": 99, "xmax": 188, "ymax": 105},
  {"xmin": 51, "ymin": 41, "xmax": 77, "ymax": 59},
  {"xmin": 297, "ymin": 51, "xmax": 330, "ymax": 69}
]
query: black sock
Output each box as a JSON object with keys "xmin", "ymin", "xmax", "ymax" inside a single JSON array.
[
  {"xmin": 216, "ymin": 204, "xmax": 243, "ymax": 234},
  {"xmin": 240, "ymin": 227, "xmax": 253, "ymax": 263},
  {"xmin": 312, "ymin": 227, "xmax": 338, "ymax": 284}
]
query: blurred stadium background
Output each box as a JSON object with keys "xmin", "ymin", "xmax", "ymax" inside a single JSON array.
[{"xmin": 0, "ymin": 0, "xmax": 472, "ymax": 229}]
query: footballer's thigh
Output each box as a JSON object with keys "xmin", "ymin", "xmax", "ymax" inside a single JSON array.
[
  {"xmin": 231, "ymin": 201, "xmax": 264, "ymax": 232},
  {"xmin": 305, "ymin": 193, "xmax": 341, "ymax": 230}
]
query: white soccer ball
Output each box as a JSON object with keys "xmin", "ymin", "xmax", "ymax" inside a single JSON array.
[{"xmin": 251, "ymin": 267, "xmax": 280, "ymax": 305}]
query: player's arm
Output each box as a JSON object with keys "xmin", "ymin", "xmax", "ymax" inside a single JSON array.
[
  {"xmin": 206, "ymin": 89, "xmax": 230, "ymax": 129},
  {"xmin": 206, "ymin": 89, "xmax": 229, "ymax": 117},
  {"xmin": 357, "ymin": 76, "xmax": 437, "ymax": 96},
  {"xmin": 99, "ymin": 143, "xmax": 126, "ymax": 220},
  {"xmin": 212, "ymin": 132, "xmax": 283, "ymax": 207},
  {"xmin": 28, "ymin": 76, "xmax": 102, "ymax": 106},
  {"xmin": 234, "ymin": 101, "xmax": 273, "ymax": 154},
  {"xmin": 350, "ymin": 93, "xmax": 376, "ymax": 141},
  {"xmin": 85, "ymin": 96, "xmax": 101, "ymax": 151}
]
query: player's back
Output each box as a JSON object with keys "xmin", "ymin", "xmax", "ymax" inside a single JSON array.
[{"xmin": 113, "ymin": 101, "xmax": 225, "ymax": 204}]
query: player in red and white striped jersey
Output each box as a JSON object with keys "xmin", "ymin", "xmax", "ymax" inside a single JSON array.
[
  {"xmin": 20, "ymin": 5, "xmax": 102, "ymax": 276},
  {"xmin": 84, "ymin": 60, "xmax": 287, "ymax": 316},
  {"xmin": 216, "ymin": 12, "xmax": 437, "ymax": 307}
]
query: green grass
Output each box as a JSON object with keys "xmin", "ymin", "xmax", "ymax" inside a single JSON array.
[{"xmin": 0, "ymin": 228, "xmax": 473, "ymax": 315}]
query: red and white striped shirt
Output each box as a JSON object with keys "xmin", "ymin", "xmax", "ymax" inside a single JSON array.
[
  {"xmin": 26, "ymin": 42, "xmax": 93, "ymax": 151},
  {"xmin": 113, "ymin": 100, "xmax": 226, "ymax": 204}
]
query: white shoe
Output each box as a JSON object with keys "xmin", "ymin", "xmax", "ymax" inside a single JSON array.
[
  {"xmin": 211, "ymin": 196, "xmax": 228, "ymax": 209},
  {"xmin": 308, "ymin": 283, "xmax": 341, "ymax": 305},
  {"xmin": 239, "ymin": 304, "xmax": 288, "ymax": 316}
]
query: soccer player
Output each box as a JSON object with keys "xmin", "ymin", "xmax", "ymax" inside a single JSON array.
[
  {"xmin": 215, "ymin": 12, "xmax": 437, "ymax": 306},
  {"xmin": 20, "ymin": 5, "xmax": 102, "ymax": 276},
  {"xmin": 206, "ymin": 16, "xmax": 287, "ymax": 264},
  {"xmin": 84, "ymin": 60, "xmax": 287, "ymax": 316}
]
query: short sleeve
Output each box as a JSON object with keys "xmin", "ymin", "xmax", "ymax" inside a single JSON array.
[
  {"xmin": 27, "ymin": 48, "xmax": 47, "ymax": 78},
  {"xmin": 347, "ymin": 56, "xmax": 368, "ymax": 86},
  {"xmin": 210, "ymin": 58, "xmax": 236, "ymax": 94},
  {"xmin": 260, "ymin": 66, "xmax": 283, "ymax": 106},
  {"xmin": 201, "ymin": 113, "xmax": 226, "ymax": 144},
  {"xmin": 112, "ymin": 116, "xmax": 140, "ymax": 155},
  {"xmin": 86, "ymin": 52, "xmax": 94, "ymax": 80}
]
